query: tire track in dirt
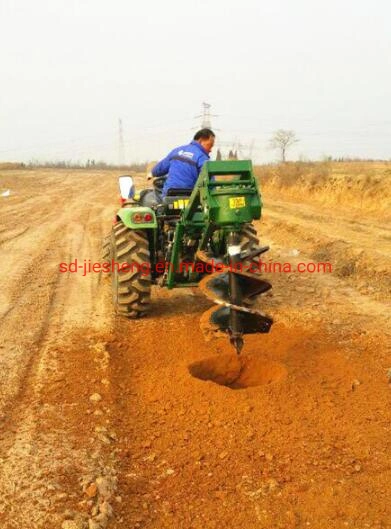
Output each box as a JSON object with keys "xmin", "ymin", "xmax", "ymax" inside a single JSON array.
[
  {"xmin": 0, "ymin": 171, "xmax": 119, "ymax": 528},
  {"xmin": 265, "ymin": 198, "xmax": 391, "ymax": 256},
  {"xmin": 261, "ymin": 198, "xmax": 391, "ymax": 303},
  {"xmin": 0, "ymin": 227, "xmax": 30, "ymax": 246},
  {"xmin": 0, "ymin": 180, "xmax": 112, "ymax": 413}
]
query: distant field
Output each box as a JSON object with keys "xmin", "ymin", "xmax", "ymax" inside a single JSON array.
[
  {"xmin": 255, "ymin": 161, "xmax": 391, "ymax": 220},
  {"xmin": 1, "ymin": 160, "xmax": 390, "ymax": 220}
]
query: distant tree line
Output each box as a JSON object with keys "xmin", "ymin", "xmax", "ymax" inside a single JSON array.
[
  {"xmin": 322, "ymin": 156, "xmax": 391, "ymax": 163},
  {"xmin": 24, "ymin": 160, "xmax": 148, "ymax": 171}
]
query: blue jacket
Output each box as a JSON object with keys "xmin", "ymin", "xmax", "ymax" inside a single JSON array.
[{"xmin": 152, "ymin": 140, "xmax": 209, "ymax": 197}]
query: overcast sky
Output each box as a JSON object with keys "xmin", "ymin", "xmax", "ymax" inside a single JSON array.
[{"xmin": 0, "ymin": 0, "xmax": 390, "ymax": 164}]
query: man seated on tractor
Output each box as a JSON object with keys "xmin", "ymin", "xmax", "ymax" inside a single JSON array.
[{"xmin": 142, "ymin": 128, "xmax": 215, "ymax": 206}]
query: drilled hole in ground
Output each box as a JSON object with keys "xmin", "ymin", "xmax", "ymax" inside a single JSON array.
[{"xmin": 188, "ymin": 354, "xmax": 287, "ymax": 389}]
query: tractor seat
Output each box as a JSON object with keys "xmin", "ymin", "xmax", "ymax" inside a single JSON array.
[
  {"xmin": 166, "ymin": 188, "xmax": 193, "ymax": 197},
  {"xmin": 162, "ymin": 188, "xmax": 193, "ymax": 209}
]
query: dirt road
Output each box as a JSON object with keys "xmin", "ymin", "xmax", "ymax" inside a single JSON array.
[{"xmin": 0, "ymin": 169, "xmax": 390, "ymax": 529}]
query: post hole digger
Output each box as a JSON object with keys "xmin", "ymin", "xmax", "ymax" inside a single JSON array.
[{"xmin": 105, "ymin": 160, "xmax": 273, "ymax": 354}]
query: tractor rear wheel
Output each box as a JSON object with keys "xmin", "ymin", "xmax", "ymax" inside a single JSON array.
[{"xmin": 110, "ymin": 222, "xmax": 151, "ymax": 318}]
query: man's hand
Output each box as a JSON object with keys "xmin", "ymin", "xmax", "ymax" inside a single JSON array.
[{"xmin": 147, "ymin": 171, "xmax": 153, "ymax": 180}]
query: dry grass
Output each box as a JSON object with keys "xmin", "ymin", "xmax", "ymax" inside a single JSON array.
[
  {"xmin": 255, "ymin": 161, "xmax": 391, "ymax": 220},
  {"xmin": 0, "ymin": 162, "xmax": 25, "ymax": 170}
]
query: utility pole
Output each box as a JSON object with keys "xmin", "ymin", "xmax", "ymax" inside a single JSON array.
[{"xmin": 118, "ymin": 118, "xmax": 125, "ymax": 167}]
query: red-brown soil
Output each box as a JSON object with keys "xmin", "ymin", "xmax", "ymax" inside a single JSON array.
[{"xmin": 0, "ymin": 169, "xmax": 389, "ymax": 529}]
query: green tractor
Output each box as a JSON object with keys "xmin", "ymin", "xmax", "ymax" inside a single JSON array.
[{"xmin": 105, "ymin": 160, "xmax": 273, "ymax": 354}]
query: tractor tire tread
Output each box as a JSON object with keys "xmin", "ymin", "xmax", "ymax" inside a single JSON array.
[{"xmin": 111, "ymin": 222, "xmax": 151, "ymax": 318}]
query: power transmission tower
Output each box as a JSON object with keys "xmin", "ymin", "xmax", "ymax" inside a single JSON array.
[
  {"xmin": 194, "ymin": 102, "xmax": 218, "ymax": 129},
  {"xmin": 118, "ymin": 118, "xmax": 125, "ymax": 166}
]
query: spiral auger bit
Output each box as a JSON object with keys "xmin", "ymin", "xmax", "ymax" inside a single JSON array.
[{"xmin": 198, "ymin": 232, "xmax": 273, "ymax": 355}]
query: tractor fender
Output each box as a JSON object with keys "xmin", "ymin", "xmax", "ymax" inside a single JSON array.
[{"xmin": 116, "ymin": 206, "xmax": 158, "ymax": 229}]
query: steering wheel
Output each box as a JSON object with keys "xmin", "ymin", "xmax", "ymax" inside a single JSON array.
[{"xmin": 152, "ymin": 176, "xmax": 167, "ymax": 193}]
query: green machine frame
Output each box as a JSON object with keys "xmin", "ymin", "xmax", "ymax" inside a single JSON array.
[{"xmin": 166, "ymin": 160, "xmax": 263, "ymax": 288}]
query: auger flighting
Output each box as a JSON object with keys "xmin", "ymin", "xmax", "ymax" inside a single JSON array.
[{"xmin": 198, "ymin": 231, "xmax": 273, "ymax": 354}]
